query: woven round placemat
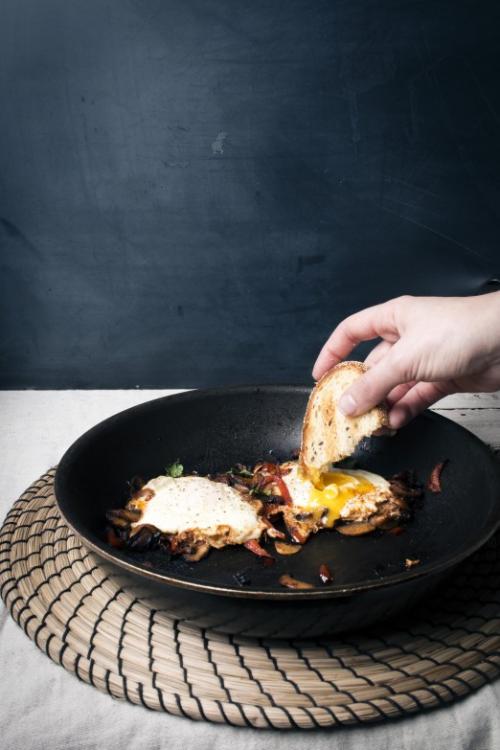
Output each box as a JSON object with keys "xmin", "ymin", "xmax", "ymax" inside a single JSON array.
[{"xmin": 1, "ymin": 470, "xmax": 500, "ymax": 730}]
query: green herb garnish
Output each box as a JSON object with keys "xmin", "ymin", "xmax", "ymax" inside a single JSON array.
[
  {"xmin": 229, "ymin": 464, "xmax": 254, "ymax": 478},
  {"xmin": 165, "ymin": 460, "xmax": 183, "ymax": 478}
]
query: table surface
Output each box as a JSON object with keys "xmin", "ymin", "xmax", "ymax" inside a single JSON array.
[{"xmin": 1, "ymin": 389, "xmax": 500, "ymax": 749}]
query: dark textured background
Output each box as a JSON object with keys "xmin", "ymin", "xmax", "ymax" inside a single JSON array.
[{"xmin": 1, "ymin": 0, "xmax": 499, "ymax": 388}]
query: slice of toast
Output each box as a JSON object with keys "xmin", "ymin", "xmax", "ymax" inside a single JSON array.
[{"xmin": 299, "ymin": 361, "xmax": 388, "ymax": 478}]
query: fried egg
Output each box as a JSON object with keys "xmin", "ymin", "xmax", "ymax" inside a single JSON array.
[
  {"xmin": 281, "ymin": 462, "xmax": 392, "ymax": 527},
  {"xmin": 130, "ymin": 475, "xmax": 265, "ymax": 546}
]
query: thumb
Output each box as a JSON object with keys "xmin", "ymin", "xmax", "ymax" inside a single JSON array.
[{"xmin": 338, "ymin": 349, "xmax": 408, "ymax": 417}]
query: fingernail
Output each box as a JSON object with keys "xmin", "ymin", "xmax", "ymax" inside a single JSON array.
[
  {"xmin": 375, "ymin": 427, "xmax": 398, "ymax": 437},
  {"xmin": 338, "ymin": 393, "xmax": 357, "ymax": 416}
]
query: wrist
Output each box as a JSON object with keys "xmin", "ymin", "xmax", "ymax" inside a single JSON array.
[{"xmin": 474, "ymin": 291, "xmax": 500, "ymax": 360}]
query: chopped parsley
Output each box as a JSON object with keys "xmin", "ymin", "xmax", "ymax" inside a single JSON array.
[
  {"xmin": 165, "ymin": 460, "xmax": 183, "ymax": 478},
  {"xmin": 229, "ymin": 465, "xmax": 254, "ymax": 478}
]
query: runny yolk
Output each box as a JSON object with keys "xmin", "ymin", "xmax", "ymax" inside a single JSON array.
[{"xmin": 302, "ymin": 469, "xmax": 376, "ymax": 527}]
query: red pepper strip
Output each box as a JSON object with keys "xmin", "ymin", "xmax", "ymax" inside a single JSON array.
[
  {"xmin": 427, "ymin": 460, "xmax": 448, "ymax": 493},
  {"xmin": 263, "ymin": 461, "xmax": 280, "ymax": 474},
  {"xmin": 244, "ymin": 539, "xmax": 274, "ymax": 559},
  {"xmin": 273, "ymin": 462, "xmax": 292, "ymax": 503},
  {"xmin": 274, "ymin": 476, "xmax": 292, "ymax": 505},
  {"xmin": 319, "ymin": 563, "xmax": 333, "ymax": 584},
  {"xmin": 252, "ymin": 460, "xmax": 292, "ymax": 504},
  {"xmin": 253, "ymin": 461, "xmax": 279, "ymax": 476},
  {"xmin": 388, "ymin": 526, "xmax": 405, "ymax": 536},
  {"xmin": 106, "ymin": 527, "xmax": 124, "ymax": 549}
]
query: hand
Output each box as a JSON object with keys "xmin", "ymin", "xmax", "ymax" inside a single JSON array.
[{"xmin": 312, "ymin": 292, "xmax": 500, "ymax": 429}]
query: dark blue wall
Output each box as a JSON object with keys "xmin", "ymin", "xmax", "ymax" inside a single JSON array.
[{"xmin": 1, "ymin": 0, "xmax": 499, "ymax": 388}]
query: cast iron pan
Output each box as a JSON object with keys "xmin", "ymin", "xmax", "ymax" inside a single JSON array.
[{"xmin": 54, "ymin": 386, "xmax": 500, "ymax": 636}]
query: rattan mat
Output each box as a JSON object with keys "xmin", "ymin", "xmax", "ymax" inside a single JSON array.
[{"xmin": 1, "ymin": 469, "xmax": 500, "ymax": 730}]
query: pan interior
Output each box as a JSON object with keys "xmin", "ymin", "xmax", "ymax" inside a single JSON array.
[{"xmin": 55, "ymin": 386, "xmax": 500, "ymax": 597}]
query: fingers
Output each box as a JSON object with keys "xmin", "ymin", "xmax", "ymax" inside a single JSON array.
[
  {"xmin": 337, "ymin": 343, "xmax": 409, "ymax": 417},
  {"xmin": 388, "ymin": 381, "xmax": 456, "ymax": 429},
  {"xmin": 364, "ymin": 340, "xmax": 392, "ymax": 368},
  {"xmin": 365, "ymin": 345, "xmax": 418, "ymax": 406},
  {"xmin": 312, "ymin": 301, "xmax": 399, "ymax": 380},
  {"xmin": 365, "ymin": 345, "xmax": 417, "ymax": 408},
  {"xmin": 386, "ymin": 381, "xmax": 417, "ymax": 407}
]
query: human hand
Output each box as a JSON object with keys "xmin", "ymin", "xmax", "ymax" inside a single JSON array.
[{"xmin": 312, "ymin": 292, "xmax": 500, "ymax": 429}]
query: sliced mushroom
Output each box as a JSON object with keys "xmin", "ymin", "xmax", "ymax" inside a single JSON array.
[
  {"xmin": 390, "ymin": 496, "xmax": 410, "ymax": 511},
  {"xmin": 336, "ymin": 522, "xmax": 376, "ymax": 536},
  {"xmin": 279, "ymin": 574, "xmax": 314, "ymax": 590},
  {"xmin": 274, "ymin": 541, "xmax": 302, "ymax": 555},
  {"xmin": 231, "ymin": 478, "xmax": 251, "ymax": 494},
  {"xmin": 106, "ymin": 509, "xmax": 133, "ymax": 529},
  {"xmin": 262, "ymin": 519, "xmax": 286, "ymax": 540},
  {"xmin": 127, "ymin": 524, "xmax": 160, "ymax": 550},
  {"xmin": 183, "ymin": 542, "xmax": 210, "ymax": 562},
  {"xmin": 367, "ymin": 513, "xmax": 391, "ymax": 529},
  {"xmin": 158, "ymin": 533, "xmax": 172, "ymax": 552},
  {"xmin": 389, "ymin": 470, "xmax": 424, "ymax": 499},
  {"xmin": 129, "ymin": 487, "xmax": 154, "ymax": 506},
  {"xmin": 127, "ymin": 475, "xmax": 145, "ymax": 494},
  {"xmin": 405, "ymin": 558, "xmax": 421, "ymax": 569},
  {"xmin": 210, "ymin": 472, "xmax": 232, "ymax": 485},
  {"xmin": 120, "ymin": 508, "xmax": 142, "ymax": 522},
  {"xmin": 368, "ymin": 512, "xmax": 401, "ymax": 530}
]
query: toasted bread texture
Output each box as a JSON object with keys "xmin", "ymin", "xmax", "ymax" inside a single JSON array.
[{"xmin": 299, "ymin": 361, "xmax": 389, "ymax": 475}]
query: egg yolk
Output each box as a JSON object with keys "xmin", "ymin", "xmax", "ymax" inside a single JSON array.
[{"xmin": 301, "ymin": 469, "xmax": 376, "ymax": 527}]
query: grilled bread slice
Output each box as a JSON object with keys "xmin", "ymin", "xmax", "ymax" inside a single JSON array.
[{"xmin": 299, "ymin": 361, "xmax": 389, "ymax": 479}]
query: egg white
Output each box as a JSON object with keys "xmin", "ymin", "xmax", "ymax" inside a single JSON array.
[{"xmin": 131, "ymin": 475, "xmax": 263, "ymax": 544}]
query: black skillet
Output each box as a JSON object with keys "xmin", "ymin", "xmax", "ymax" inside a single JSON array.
[{"xmin": 54, "ymin": 386, "xmax": 500, "ymax": 637}]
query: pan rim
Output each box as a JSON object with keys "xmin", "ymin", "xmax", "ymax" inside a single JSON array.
[{"xmin": 54, "ymin": 384, "xmax": 500, "ymax": 601}]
